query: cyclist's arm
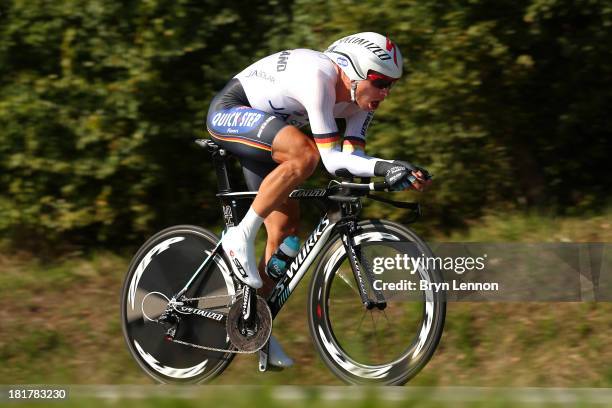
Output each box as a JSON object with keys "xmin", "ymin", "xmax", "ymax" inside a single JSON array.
[
  {"xmin": 342, "ymin": 109, "xmax": 391, "ymax": 162},
  {"xmin": 301, "ymin": 74, "xmax": 394, "ymax": 177},
  {"xmin": 318, "ymin": 136, "xmax": 414, "ymax": 178},
  {"xmin": 341, "ymin": 109, "xmax": 425, "ymax": 177},
  {"xmin": 318, "ymin": 143, "xmax": 384, "ymax": 177}
]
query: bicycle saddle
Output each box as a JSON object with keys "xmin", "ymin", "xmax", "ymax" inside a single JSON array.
[{"xmin": 195, "ymin": 138, "xmax": 222, "ymax": 153}]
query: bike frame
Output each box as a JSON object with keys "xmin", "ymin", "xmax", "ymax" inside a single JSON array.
[
  {"xmin": 170, "ymin": 140, "xmax": 386, "ymax": 325},
  {"xmin": 175, "ymin": 192, "xmax": 364, "ymax": 319},
  {"xmin": 123, "ymin": 138, "xmax": 443, "ymax": 385}
]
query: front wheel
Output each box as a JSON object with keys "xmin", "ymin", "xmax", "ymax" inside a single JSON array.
[{"xmin": 308, "ymin": 219, "xmax": 446, "ymax": 385}]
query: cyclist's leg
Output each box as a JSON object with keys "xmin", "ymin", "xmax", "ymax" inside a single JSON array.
[
  {"xmin": 206, "ymin": 80, "xmax": 299, "ymax": 366},
  {"xmin": 259, "ymin": 200, "xmax": 300, "ymax": 296},
  {"xmin": 242, "ymin": 159, "xmax": 300, "ymax": 295},
  {"xmin": 262, "ymin": 199, "xmax": 300, "ymax": 264},
  {"xmin": 236, "ymin": 160, "xmax": 299, "ymax": 369},
  {"xmin": 206, "ymin": 78, "xmax": 319, "ymax": 219},
  {"xmin": 214, "ymin": 126, "xmax": 317, "ymax": 288},
  {"xmin": 236, "ymin": 161, "xmax": 296, "ymax": 368},
  {"xmin": 240, "ymin": 126, "xmax": 319, "ymax": 293},
  {"xmin": 238, "ymin": 125, "xmax": 315, "ymax": 252},
  {"xmin": 252, "ymin": 128, "xmax": 318, "ymax": 368},
  {"xmin": 207, "ymin": 98, "xmax": 317, "ymax": 288},
  {"xmin": 251, "ymin": 126, "xmax": 319, "ymax": 217},
  {"xmin": 215, "ymin": 123, "xmax": 319, "ymax": 217},
  {"xmin": 206, "ymin": 80, "xmax": 288, "ymax": 288}
]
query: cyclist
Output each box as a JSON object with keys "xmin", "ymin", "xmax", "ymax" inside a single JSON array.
[{"xmin": 206, "ymin": 32, "xmax": 430, "ymax": 368}]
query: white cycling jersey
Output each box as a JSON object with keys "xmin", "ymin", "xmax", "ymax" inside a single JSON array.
[{"xmin": 234, "ymin": 48, "xmax": 390, "ymax": 177}]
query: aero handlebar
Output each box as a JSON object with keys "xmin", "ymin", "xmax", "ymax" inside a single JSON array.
[{"xmin": 339, "ymin": 174, "xmax": 419, "ymax": 192}]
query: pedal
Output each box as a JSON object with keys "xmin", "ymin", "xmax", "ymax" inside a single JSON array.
[
  {"xmin": 257, "ymin": 340, "xmax": 284, "ymax": 371},
  {"xmin": 258, "ymin": 341, "xmax": 269, "ymax": 372}
]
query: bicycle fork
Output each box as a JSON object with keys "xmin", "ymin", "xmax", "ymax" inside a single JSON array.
[{"xmin": 339, "ymin": 219, "xmax": 387, "ymax": 310}]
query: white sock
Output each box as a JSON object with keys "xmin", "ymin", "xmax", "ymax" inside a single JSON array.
[{"xmin": 240, "ymin": 207, "xmax": 264, "ymax": 243}]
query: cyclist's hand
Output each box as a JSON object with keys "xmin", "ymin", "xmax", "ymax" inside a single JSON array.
[
  {"xmin": 392, "ymin": 161, "xmax": 432, "ymax": 192},
  {"xmin": 384, "ymin": 166, "xmax": 411, "ymax": 191},
  {"xmin": 409, "ymin": 169, "xmax": 432, "ymax": 192}
]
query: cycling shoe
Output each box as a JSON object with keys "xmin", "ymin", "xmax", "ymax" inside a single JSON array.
[
  {"xmin": 222, "ymin": 227, "xmax": 263, "ymax": 289},
  {"xmin": 268, "ymin": 334, "xmax": 293, "ymax": 368}
]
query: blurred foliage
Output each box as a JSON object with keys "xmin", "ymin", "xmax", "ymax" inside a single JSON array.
[
  {"xmin": 286, "ymin": 0, "xmax": 612, "ymax": 229},
  {"xmin": 0, "ymin": 0, "xmax": 610, "ymax": 247},
  {"xmin": 0, "ymin": 0, "xmax": 291, "ymax": 246}
]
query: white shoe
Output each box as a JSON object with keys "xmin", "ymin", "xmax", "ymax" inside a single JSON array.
[
  {"xmin": 222, "ymin": 227, "xmax": 262, "ymax": 289},
  {"xmin": 268, "ymin": 335, "xmax": 293, "ymax": 368}
]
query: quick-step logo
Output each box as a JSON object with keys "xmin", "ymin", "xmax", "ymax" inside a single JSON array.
[{"xmin": 211, "ymin": 109, "xmax": 263, "ymax": 134}]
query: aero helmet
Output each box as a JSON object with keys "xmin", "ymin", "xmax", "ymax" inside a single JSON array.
[{"xmin": 324, "ymin": 32, "xmax": 403, "ymax": 81}]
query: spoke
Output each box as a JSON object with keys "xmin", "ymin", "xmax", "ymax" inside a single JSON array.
[
  {"xmin": 357, "ymin": 309, "xmax": 368, "ymax": 331},
  {"xmin": 369, "ymin": 310, "xmax": 376, "ymax": 332},
  {"xmin": 336, "ymin": 269, "xmax": 359, "ymax": 295},
  {"xmin": 381, "ymin": 309, "xmax": 391, "ymax": 328},
  {"xmin": 370, "ymin": 311, "xmax": 382, "ymax": 350},
  {"xmin": 317, "ymin": 232, "xmax": 446, "ymax": 373}
]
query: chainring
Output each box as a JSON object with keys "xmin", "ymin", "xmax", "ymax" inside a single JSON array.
[{"xmin": 226, "ymin": 294, "xmax": 272, "ymax": 353}]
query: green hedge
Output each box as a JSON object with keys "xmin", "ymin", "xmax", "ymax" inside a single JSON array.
[{"xmin": 1, "ymin": 0, "xmax": 610, "ymax": 246}]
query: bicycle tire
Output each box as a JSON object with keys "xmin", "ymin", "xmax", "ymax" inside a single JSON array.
[
  {"xmin": 120, "ymin": 225, "xmax": 236, "ymax": 384},
  {"xmin": 308, "ymin": 219, "xmax": 446, "ymax": 385}
]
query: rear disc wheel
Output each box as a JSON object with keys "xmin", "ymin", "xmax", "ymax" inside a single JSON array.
[{"xmin": 120, "ymin": 225, "xmax": 236, "ymax": 384}]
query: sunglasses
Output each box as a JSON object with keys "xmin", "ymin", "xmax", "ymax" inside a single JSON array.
[{"xmin": 367, "ymin": 72, "xmax": 397, "ymax": 90}]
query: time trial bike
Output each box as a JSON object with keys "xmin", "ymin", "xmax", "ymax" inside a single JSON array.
[{"xmin": 120, "ymin": 139, "xmax": 446, "ymax": 385}]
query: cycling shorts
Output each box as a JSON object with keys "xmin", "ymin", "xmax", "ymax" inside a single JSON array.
[{"xmin": 206, "ymin": 79, "xmax": 288, "ymax": 190}]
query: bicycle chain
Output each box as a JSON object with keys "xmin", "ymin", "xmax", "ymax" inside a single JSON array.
[
  {"xmin": 168, "ymin": 338, "xmax": 261, "ymax": 354},
  {"xmin": 178, "ymin": 292, "xmax": 238, "ymax": 312},
  {"xmin": 181, "ymin": 292, "xmax": 239, "ymax": 303}
]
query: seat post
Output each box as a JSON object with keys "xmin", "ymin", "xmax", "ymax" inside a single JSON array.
[
  {"xmin": 196, "ymin": 138, "xmax": 247, "ymax": 226},
  {"xmin": 212, "ymin": 149, "xmax": 232, "ymax": 194}
]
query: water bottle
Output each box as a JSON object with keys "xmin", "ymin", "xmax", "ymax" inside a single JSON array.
[{"xmin": 266, "ymin": 236, "xmax": 300, "ymax": 281}]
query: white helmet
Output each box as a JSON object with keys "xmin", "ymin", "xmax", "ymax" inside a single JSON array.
[{"xmin": 324, "ymin": 32, "xmax": 403, "ymax": 81}]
